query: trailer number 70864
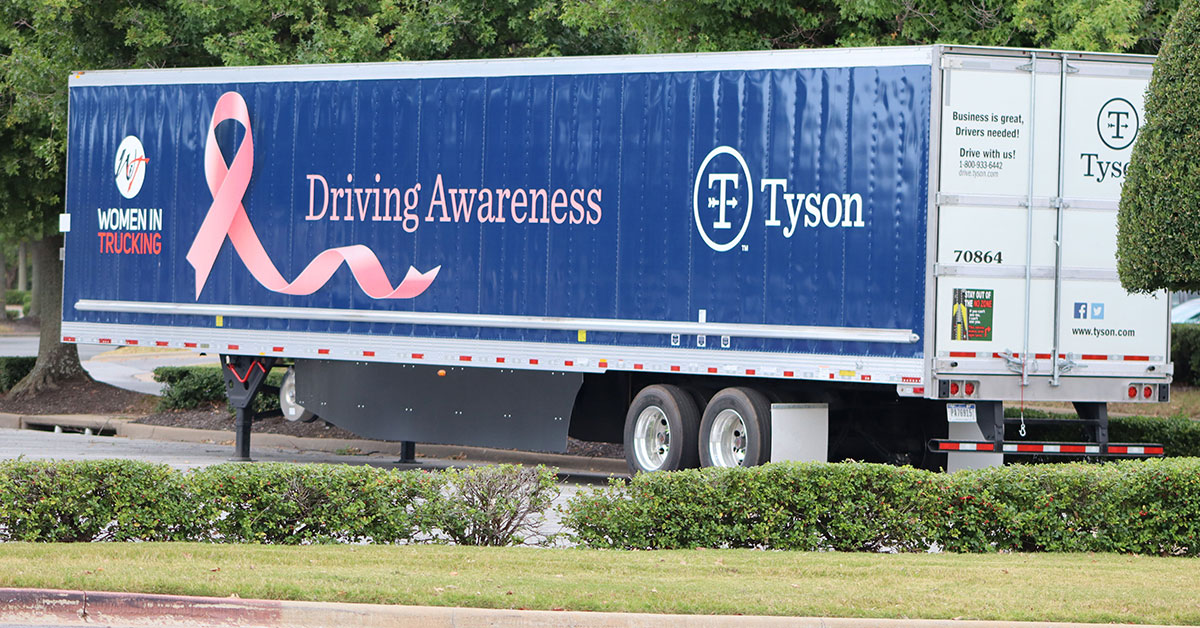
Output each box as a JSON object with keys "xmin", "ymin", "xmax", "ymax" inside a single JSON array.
[{"xmin": 953, "ymin": 250, "xmax": 1003, "ymax": 264}]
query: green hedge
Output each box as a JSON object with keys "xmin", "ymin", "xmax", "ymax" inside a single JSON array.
[
  {"xmin": 1003, "ymin": 408, "xmax": 1200, "ymax": 458},
  {"xmin": 187, "ymin": 463, "xmax": 443, "ymax": 544},
  {"xmin": 1111, "ymin": 415, "xmax": 1200, "ymax": 458},
  {"xmin": 152, "ymin": 366, "xmax": 225, "ymax": 410},
  {"xmin": 0, "ymin": 459, "xmax": 187, "ymax": 542},
  {"xmin": 1115, "ymin": 0, "xmax": 1200, "ymax": 293},
  {"xmin": 1171, "ymin": 323, "xmax": 1200, "ymax": 386},
  {"xmin": 152, "ymin": 365, "xmax": 283, "ymax": 416},
  {"xmin": 0, "ymin": 460, "xmax": 558, "ymax": 546},
  {"xmin": 4, "ymin": 290, "xmax": 30, "ymax": 306},
  {"xmin": 563, "ymin": 459, "xmax": 1200, "ymax": 554},
  {"xmin": 0, "ymin": 357, "xmax": 36, "ymax": 393}
]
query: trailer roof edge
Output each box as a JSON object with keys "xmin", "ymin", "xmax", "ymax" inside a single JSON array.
[{"xmin": 69, "ymin": 46, "xmax": 941, "ymax": 87}]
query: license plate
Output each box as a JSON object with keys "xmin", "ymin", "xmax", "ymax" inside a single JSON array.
[{"xmin": 946, "ymin": 403, "xmax": 977, "ymax": 423}]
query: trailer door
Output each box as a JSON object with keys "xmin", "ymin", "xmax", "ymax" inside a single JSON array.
[{"xmin": 933, "ymin": 50, "xmax": 1168, "ymax": 403}]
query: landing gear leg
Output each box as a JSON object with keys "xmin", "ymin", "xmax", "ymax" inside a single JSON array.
[
  {"xmin": 221, "ymin": 355, "xmax": 277, "ymax": 462},
  {"xmin": 398, "ymin": 441, "xmax": 417, "ymax": 464}
]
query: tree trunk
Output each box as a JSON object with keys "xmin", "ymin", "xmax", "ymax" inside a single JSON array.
[
  {"xmin": 0, "ymin": 237, "xmax": 7, "ymax": 320},
  {"xmin": 17, "ymin": 241, "xmax": 27, "ymax": 292},
  {"xmin": 9, "ymin": 233, "xmax": 87, "ymax": 398},
  {"xmin": 27, "ymin": 241, "xmax": 38, "ymax": 319}
]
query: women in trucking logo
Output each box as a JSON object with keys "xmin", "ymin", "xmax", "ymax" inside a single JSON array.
[{"xmin": 186, "ymin": 91, "xmax": 440, "ymax": 300}]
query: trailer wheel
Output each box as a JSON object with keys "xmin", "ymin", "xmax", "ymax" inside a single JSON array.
[
  {"xmin": 280, "ymin": 367, "xmax": 317, "ymax": 423},
  {"xmin": 699, "ymin": 387, "xmax": 772, "ymax": 468},
  {"xmin": 624, "ymin": 384, "xmax": 701, "ymax": 474}
]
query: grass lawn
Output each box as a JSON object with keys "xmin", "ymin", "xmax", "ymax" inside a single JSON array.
[{"xmin": 0, "ymin": 544, "xmax": 1196, "ymax": 624}]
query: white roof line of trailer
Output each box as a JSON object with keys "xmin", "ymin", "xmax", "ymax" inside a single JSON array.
[
  {"xmin": 69, "ymin": 46, "xmax": 938, "ymax": 87},
  {"xmin": 937, "ymin": 43, "xmax": 1155, "ymax": 62}
]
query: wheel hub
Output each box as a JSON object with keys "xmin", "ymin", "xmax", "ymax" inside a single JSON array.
[
  {"xmin": 708, "ymin": 409, "xmax": 748, "ymax": 467},
  {"xmin": 633, "ymin": 405, "xmax": 671, "ymax": 471}
]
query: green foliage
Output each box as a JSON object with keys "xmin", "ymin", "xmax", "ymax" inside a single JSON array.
[
  {"xmin": 564, "ymin": 462, "xmax": 939, "ymax": 551},
  {"xmin": 940, "ymin": 460, "xmax": 1200, "ymax": 554},
  {"xmin": 4, "ymin": 290, "xmax": 29, "ymax": 306},
  {"xmin": 1111, "ymin": 415, "xmax": 1200, "ymax": 458},
  {"xmin": 1002, "ymin": 407, "xmax": 1200, "ymax": 458},
  {"xmin": 0, "ymin": 459, "xmax": 187, "ymax": 542},
  {"xmin": 152, "ymin": 365, "xmax": 283, "ymax": 416},
  {"xmin": 1172, "ymin": 323, "xmax": 1200, "ymax": 385},
  {"xmin": 563, "ymin": 459, "xmax": 1200, "ymax": 554},
  {"xmin": 186, "ymin": 463, "xmax": 444, "ymax": 544},
  {"xmin": 0, "ymin": 356, "xmax": 36, "ymax": 392},
  {"xmin": 1117, "ymin": 0, "xmax": 1200, "ymax": 292},
  {"xmin": 560, "ymin": 0, "xmax": 1177, "ymax": 55},
  {"xmin": 0, "ymin": 460, "xmax": 558, "ymax": 546},
  {"xmin": 152, "ymin": 366, "xmax": 226, "ymax": 410},
  {"xmin": 433, "ymin": 464, "xmax": 559, "ymax": 546}
]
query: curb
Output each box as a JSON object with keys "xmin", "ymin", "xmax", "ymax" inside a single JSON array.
[
  {"xmin": 0, "ymin": 588, "xmax": 1176, "ymax": 628},
  {"xmin": 0, "ymin": 412, "xmax": 628, "ymax": 477}
]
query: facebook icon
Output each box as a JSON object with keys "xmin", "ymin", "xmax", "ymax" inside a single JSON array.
[{"xmin": 1074, "ymin": 302, "xmax": 1089, "ymax": 319}]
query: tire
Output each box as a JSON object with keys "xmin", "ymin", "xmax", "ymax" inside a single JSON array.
[
  {"xmin": 623, "ymin": 384, "xmax": 701, "ymax": 474},
  {"xmin": 699, "ymin": 387, "xmax": 772, "ymax": 468},
  {"xmin": 280, "ymin": 367, "xmax": 317, "ymax": 423}
]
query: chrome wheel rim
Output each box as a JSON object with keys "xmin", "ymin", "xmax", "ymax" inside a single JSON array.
[
  {"xmin": 281, "ymin": 369, "xmax": 303, "ymax": 421},
  {"xmin": 633, "ymin": 405, "xmax": 671, "ymax": 471},
  {"xmin": 708, "ymin": 409, "xmax": 747, "ymax": 467}
]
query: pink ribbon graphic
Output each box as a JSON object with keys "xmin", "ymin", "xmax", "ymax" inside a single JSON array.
[{"xmin": 186, "ymin": 92, "xmax": 439, "ymax": 300}]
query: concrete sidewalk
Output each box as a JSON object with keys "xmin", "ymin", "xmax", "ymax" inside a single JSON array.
[{"xmin": 0, "ymin": 588, "xmax": 1176, "ymax": 628}]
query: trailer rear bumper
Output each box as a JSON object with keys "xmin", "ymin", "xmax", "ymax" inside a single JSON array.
[{"xmin": 929, "ymin": 439, "xmax": 1164, "ymax": 457}]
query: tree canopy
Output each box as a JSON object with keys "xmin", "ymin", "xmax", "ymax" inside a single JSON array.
[
  {"xmin": 559, "ymin": 0, "xmax": 1178, "ymax": 55},
  {"xmin": 1116, "ymin": 0, "xmax": 1200, "ymax": 293}
]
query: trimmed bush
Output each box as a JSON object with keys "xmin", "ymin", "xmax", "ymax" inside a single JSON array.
[
  {"xmin": 4, "ymin": 290, "xmax": 30, "ymax": 306},
  {"xmin": 0, "ymin": 460, "xmax": 556, "ymax": 546},
  {"xmin": 1116, "ymin": 0, "xmax": 1200, "ymax": 292},
  {"xmin": 0, "ymin": 459, "xmax": 188, "ymax": 542},
  {"xmin": 565, "ymin": 462, "xmax": 941, "ymax": 551},
  {"xmin": 1003, "ymin": 408, "xmax": 1200, "ymax": 458},
  {"xmin": 1171, "ymin": 323, "xmax": 1200, "ymax": 386},
  {"xmin": 153, "ymin": 366, "xmax": 225, "ymax": 410},
  {"xmin": 1111, "ymin": 415, "xmax": 1200, "ymax": 458},
  {"xmin": 152, "ymin": 365, "xmax": 283, "ymax": 416},
  {"xmin": 563, "ymin": 459, "xmax": 1200, "ymax": 554},
  {"xmin": 186, "ymin": 463, "xmax": 444, "ymax": 544},
  {"xmin": 0, "ymin": 356, "xmax": 36, "ymax": 392},
  {"xmin": 941, "ymin": 460, "xmax": 1200, "ymax": 554},
  {"xmin": 434, "ymin": 464, "xmax": 559, "ymax": 546}
]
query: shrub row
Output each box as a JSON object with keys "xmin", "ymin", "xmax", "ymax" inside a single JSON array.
[
  {"xmin": 562, "ymin": 459, "xmax": 1200, "ymax": 555},
  {"xmin": 1172, "ymin": 323, "xmax": 1200, "ymax": 386},
  {"xmin": 152, "ymin": 366, "xmax": 282, "ymax": 416},
  {"xmin": 0, "ymin": 460, "xmax": 557, "ymax": 546},
  {"xmin": 0, "ymin": 356, "xmax": 36, "ymax": 393},
  {"xmin": 4, "ymin": 290, "xmax": 30, "ymax": 306},
  {"xmin": 1002, "ymin": 409, "xmax": 1200, "ymax": 458}
]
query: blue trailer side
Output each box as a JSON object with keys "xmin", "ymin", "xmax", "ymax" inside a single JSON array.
[
  {"xmin": 64, "ymin": 48, "xmax": 940, "ymax": 470},
  {"xmin": 65, "ymin": 52, "xmax": 929, "ymax": 362}
]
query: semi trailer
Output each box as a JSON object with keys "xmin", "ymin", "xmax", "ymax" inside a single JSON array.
[{"xmin": 62, "ymin": 44, "xmax": 1169, "ymax": 473}]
